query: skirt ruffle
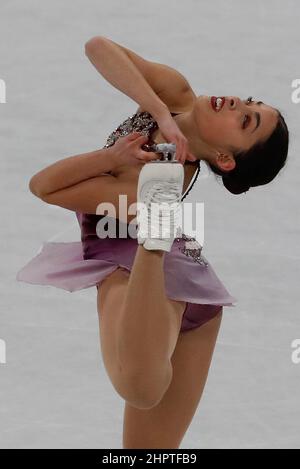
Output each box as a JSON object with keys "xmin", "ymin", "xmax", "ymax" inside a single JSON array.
[{"xmin": 16, "ymin": 239, "xmax": 237, "ymax": 308}]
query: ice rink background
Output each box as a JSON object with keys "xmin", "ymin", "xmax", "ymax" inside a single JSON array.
[{"xmin": 1, "ymin": 0, "xmax": 299, "ymax": 448}]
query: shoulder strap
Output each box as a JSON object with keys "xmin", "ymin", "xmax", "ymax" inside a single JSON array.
[{"xmin": 181, "ymin": 163, "xmax": 201, "ymax": 200}]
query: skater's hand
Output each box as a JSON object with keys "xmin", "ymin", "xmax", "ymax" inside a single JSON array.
[
  {"xmin": 109, "ymin": 132, "xmax": 160, "ymax": 167},
  {"xmin": 155, "ymin": 110, "xmax": 197, "ymax": 164}
]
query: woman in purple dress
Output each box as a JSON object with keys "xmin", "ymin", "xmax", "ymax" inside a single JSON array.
[{"xmin": 17, "ymin": 36, "xmax": 289, "ymax": 448}]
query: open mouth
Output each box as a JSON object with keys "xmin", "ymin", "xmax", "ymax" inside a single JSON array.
[{"xmin": 210, "ymin": 96, "xmax": 225, "ymax": 112}]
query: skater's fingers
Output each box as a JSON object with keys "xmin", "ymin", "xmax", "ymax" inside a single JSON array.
[
  {"xmin": 186, "ymin": 152, "xmax": 197, "ymax": 162},
  {"xmin": 182, "ymin": 139, "xmax": 189, "ymax": 163},
  {"xmin": 127, "ymin": 131, "xmax": 145, "ymax": 141},
  {"xmin": 129, "ymin": 133, "xmax": 148, "ymax": 147},
  {"xmin": 173, "ymin": 136, "xmax": 187, "ymax": 163},
  {"xmin": 180, "ymin": 139, "xmax": 190, "ymax": 164},
  {"xmin": 175, "ymin": 140, "xmax": 183, "ymax": 163},
  {"xmin": 137, "ymin": 152, "xmax": 159, "ymax": 162}
]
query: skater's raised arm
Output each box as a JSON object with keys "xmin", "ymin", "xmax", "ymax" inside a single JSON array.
[
  {"xmin": 84, "ymin": 36, "xmax": 191, "ymax": 120},
  {"xmin": 84, "ymin": 36, "xmax": 197, "ymax": 163}
]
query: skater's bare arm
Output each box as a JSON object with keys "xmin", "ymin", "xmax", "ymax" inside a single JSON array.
[
  {"xmin": 85, "ymin": 36, "xmax": 197, "ymax": 162},
  {"xmin": 39, "ymin": 173, "xmax": 138, "ymax": 223},
  {"xmin": 29, "ymin": 130, "xmax": 156, "ymax": 196},
  {"xmin": 29, "ymin": 133, "xmax": 157, "ymax": 221},
  {"xmin": 29, "ymin": 146, "xmax": 121, "ymax": 198},
  {"xmin": 84, "ymin": 35, "xmax": 192, "ymax": 119}
]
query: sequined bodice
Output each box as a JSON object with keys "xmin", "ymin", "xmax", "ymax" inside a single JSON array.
[{"xmin": 103, "ymin": 110, "xmax": 160, "ymax": 150}]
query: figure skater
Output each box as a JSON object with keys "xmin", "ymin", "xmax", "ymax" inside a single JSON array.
[{"xmin": 16, "ymin": 36, "xmax": 289, "ymax": 448}]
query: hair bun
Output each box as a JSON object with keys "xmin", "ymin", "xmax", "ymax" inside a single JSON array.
[{"xmin": 222, "ymin": 174, "xmax": 250, "ymax": 195}]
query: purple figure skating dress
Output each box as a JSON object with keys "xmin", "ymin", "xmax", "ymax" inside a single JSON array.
[{"xmin": 16, "ymin": 111, "xmax": 237, "ymax": 333}]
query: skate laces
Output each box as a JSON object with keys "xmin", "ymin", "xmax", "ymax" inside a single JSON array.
[{"xmin": 138, "ymin": 181, "xmax": 183, "ymax": 239}]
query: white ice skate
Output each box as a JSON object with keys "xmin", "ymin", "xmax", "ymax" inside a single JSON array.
[{"xmin": 136, "ymin": 143, "xmax": 184, "ymax": 252}]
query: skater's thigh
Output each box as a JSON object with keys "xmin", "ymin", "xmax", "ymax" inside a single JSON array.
[
  {"xmin": 96, "ymin": 266, "xmax": 186, "ymax": 382},
  {"xmin": 96, "ymin": 267, "xmax": 130, "ymax": 380}
]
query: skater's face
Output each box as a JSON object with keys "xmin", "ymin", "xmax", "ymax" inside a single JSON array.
[{"xmin": 193, "ymin": 95, "xmax": 278, "ymax": 157}]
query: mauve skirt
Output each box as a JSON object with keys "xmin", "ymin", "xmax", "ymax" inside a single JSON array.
[{"xmin": 16, "ymin": 228, "xmax": 237, "ymax": 333}]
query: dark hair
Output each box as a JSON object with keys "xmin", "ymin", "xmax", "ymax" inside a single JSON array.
[{"xmin": 206, "ymin": 110, "xmax": 289, "ymax": 195}]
